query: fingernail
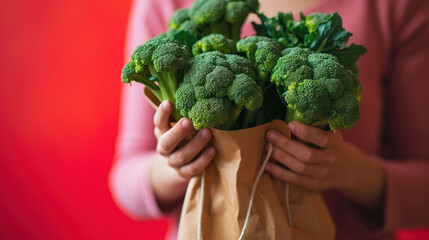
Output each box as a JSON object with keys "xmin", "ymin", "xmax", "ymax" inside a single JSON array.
[
  {"xmin": 265, "ymin": 163, "xmax": 272, "ymax": 171},
  {"xmin": 161, "ymin": 101, "xmax": 170, "ymax": 111},
  {"xmin": 267, "ymin": 131, "xmax": 278, "ymax": 142},
  {"xmin": 201, "ymin": 129, "xmax": 211, "ymax": 140},
  {"xmin": 181, "ymin": 118, "xmax": 192, "ymax": 129},
  {"xmin": 288, "ymin": 122, "xmax": 297, "ymax": 133}
]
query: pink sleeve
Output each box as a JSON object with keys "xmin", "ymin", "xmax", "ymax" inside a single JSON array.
[
  {"xmin": 343, "ymin": 0, "xmax": 429, "ymax": 236},
  {"xmin": 108, "ymin": 0, "xmax": 191, "ymax": 220},
  {"xmin": 381, "ymin": 0, "xmax": 429, "ymax": 229}
]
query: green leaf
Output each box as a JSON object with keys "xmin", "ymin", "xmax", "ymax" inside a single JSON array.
[
  {"xmin": 172, "ymin": 30, "xmax": 197, "ymax": 52},
  {"xmin": 252, "ymin": 12, "xmax": 306, "ymax": 48},
  {"xmin": 328, "ymin": 43, "xmax": 367, "ymax": 70},
  {"xmin": 307, "ymin": 12, "xmax": 352, "ymax": 52}
]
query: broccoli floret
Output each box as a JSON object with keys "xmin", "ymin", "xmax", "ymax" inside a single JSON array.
[
  {"xmin": 285, "ymin": 79, "xmax": 331, "ymax": 125},
  {"xmin": 169, "ymin": 9, "xmax": 190, "ymax": 29},
  {"xmin": 176, "ymin": 51, "xmax": 263, "ymax": 130},
  {"xmin": 308, "ymin": 53, "xmax": 357, "ymax": 97},
  {"xmin": 236, "ymin": 36, "xmax": 282, "ymax": 85},
  {"xmin": 121, "ymin": 36, "xmax": 190, "ymax": 121},
  {"xmin": 184, "ymin": 0, "xmax": 258, "ymax": 42},
  {"xmin": 192, "ymin": 34, "xmax": 236, "ymax": 56},
  {"xmin": 272, "ymin": 47, "xmax": 361, "ymax": 130},
  {"xmin": 168, "ymin": 0, "xmax": 258, "ymax": 42},
  {"xmin": 281, "ymin": 47, "xmax": 312, "ymax": 58},
  {"xmin": 121, "ymin": 61, "xmax": 155, "ymax": 88},
  {"xmin": 271, "ymin": 53, "xmax": 312, "ymax": 88},
  {"xmin": 175, "ymin": 82, "xmax": 196, "ymax": 118},
  {"xmin": 224, "ymin": 1, "xmax": 254, "ymax": 41},
  {"xmin": 227, "ymin": 73, "xmax": 263, "ymax": 110},
  {"xmin": 188, "ymin": 98, "xmax": 232, "ymax": 130},
  {"xmin": 329, "ymin": 94, "xmax": 359, "ymax": 130},
  {"xmin": 225, "ymin": 54, "xmax": 257, "ymax": 80}
]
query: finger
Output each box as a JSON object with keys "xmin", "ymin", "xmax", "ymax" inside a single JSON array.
[
  {"xmin": 157, "ymin": 118, "xmax": 194, "ymax": 156},
  {"xmin": 168, "ymin": 128, "xmax": 212, "ymax": 168},
  {"xmin": 288, "ymin": 121, "xmax": 343, "ymax": 148},
  {"xmin": 265, "ymin": 162, "xmax": 322, "ymax": 191},
  {"xmin": 268, "ymin": 144, "xmax": 329, "ymax": 179},
  {"xmin": 178, "ymin": 147, "xmax": 216, "ymax": 179},
  {"xmin": 267, "ymin": 130, "xmax": 321, "ymax": 164},
  {"xmin": 154, "ymin": 127, "xmax": 162, "ymax": 139},
  {"xmin": 153, "ymin": 100, "xmax": 173, "ymax": 134}
]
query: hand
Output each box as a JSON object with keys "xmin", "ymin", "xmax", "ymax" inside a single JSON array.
[
  {"xmin": 265, "ymin": 121, "xmax": 385, "ymax": 208},
  {"xmin": 265, "ymin": 121, "xmax": 346, "ymax": 191},
  {"xmin": 154, "ymin": 100, "xmax": 215, "ymax": 180},
  {"xmin": 150, "ymin": 100, "xmax": 215, "ymax": 212}
]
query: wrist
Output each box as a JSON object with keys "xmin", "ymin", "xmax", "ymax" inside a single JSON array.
[
  {"xmin": 339, "ymin": 143, "xmax": 386, "ymax": 209},
  {"xmin": 149, "ymin": 154, "xmax": 189, "ymax": 213}
]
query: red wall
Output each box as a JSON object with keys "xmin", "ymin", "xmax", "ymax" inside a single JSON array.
[
  {"xmin": 1, "ymin": 0, "xmax": 428, "ymax": 239},
  {"xmin": 0, "ymin": 0, "xmax": 168, "ymax": 239}
]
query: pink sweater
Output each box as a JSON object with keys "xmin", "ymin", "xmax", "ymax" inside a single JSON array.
[{"xmin": 109, "ymin": 0, "xmax": 429, "ymax": 239}]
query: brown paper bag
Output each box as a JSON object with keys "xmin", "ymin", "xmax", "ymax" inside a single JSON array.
[{"xmin": 144, "ymin": 88, "xmax": 336, "ymax": 240}]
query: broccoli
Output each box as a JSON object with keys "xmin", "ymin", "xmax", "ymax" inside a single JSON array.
[
  {"xmin": 121, "ymin": 36, "xmax": 190, "ymax": 121},
  {"xmin": 172, "ymin": 0, "xmax": 259, "ymax": 42},
  {"xmin": 192, "ymin": 34, "xmax": 236, "ymax": 56},
  {"xmin": 236, "ymin": 36, "xmax": 282, "ymax": 85},
  {"xmin": 270, "ymin": 48, "xmax": 313, "ymax": 88},
  {"xmin": 271, "ymin": 47, "xmax": 361, "ymax": 130},
  {"xmin": 168, "ymin": 9, "xmax": 190, "ymax": 30},
  {"xmin": 163, "ymin": 21, "xmax": 201, "ymax": 40},
  {"xmin": 175, "ymin": 51, "xmax": 263, "ymax": 130}
]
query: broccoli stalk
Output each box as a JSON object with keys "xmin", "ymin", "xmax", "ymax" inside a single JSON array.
[
  {"xmin": 219, "ymin": 104, "xmax": 243, "ymax": 130},
  {"xmin": 147, "ymin": 66, "xmax": 178, "ymax": 106},
  {"xmin": 192, "ymin": 34, "xmax": 237, "ymax": 56},
  {"xmin": 235, "ymin": 36, "xmax": 283, "ymax": 128}
]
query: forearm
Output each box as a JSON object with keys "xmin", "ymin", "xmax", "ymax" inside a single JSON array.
[
  {"xmin": 339, "ymin": 142, "xmax": 386, "ymax": 209},
  {"xmin": 149, "ymin": 153, "xmax": 189, "ymax": 213}
]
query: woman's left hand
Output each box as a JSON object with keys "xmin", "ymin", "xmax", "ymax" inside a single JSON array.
[
  {"xmin": 265, "ymin": 121, "xmax": 348, "ymax": 191},
  {"xmin": 265, "ymin": 121, "xmax": 385, "ymax": 208}
]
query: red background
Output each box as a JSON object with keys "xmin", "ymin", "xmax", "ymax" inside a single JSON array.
[
  {"xmin": 0, "ymin": 0, "xmax": 170, "ymax": 239},
  {"xmin": 0, "ymin": 0, "xmax": 427, "ymax": 239}
]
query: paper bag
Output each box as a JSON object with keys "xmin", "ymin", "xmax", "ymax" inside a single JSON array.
[{"xmin": 144, "ymin": 88, "xmax": 336, "ymax": 240}]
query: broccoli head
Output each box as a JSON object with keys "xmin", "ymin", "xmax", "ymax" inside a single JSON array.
[
  {"xmin": 182, "ymin": 0, "xmax": 258, "ymax": 42},
  {"xmin": 270, "ymin": 53, "xmax": 312, "ymax": 88},
  {"xmin": 121, "ymin": 36, "xmax": 191, "ymax": 121},
  {"xmin": 192, "ymin": 34, "xmax": 237, "ymax": 56},
  {"xmin": 236, "ymin": 36, "xmax": 282, "ymax": 85},
  {"xmin": 168, "ymin": 9, "xmax": 190, "ymax": 29},
  {"xmin": 272, "ymin": 47, "xmax": 361, "ymax": 130},
  {"xmin": 175, "ymin": 51, "xmax": 263, "ymax": 130}
]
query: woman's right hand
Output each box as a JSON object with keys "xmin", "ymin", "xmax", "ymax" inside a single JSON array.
[
  {"xmin": 154, "ymin": 100, "xmax": 215, "ymax": 179},
  {"xmin": 150, "ymin": 100, "xmax": 215, "ymax": 212}
]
